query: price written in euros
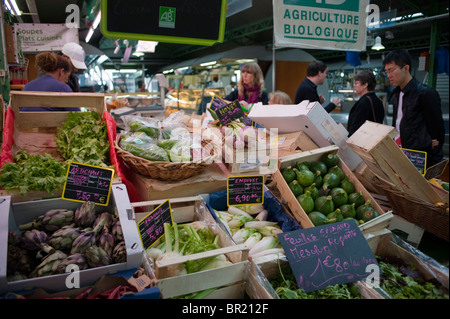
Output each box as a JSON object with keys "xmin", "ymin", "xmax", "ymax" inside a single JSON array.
[
  {"xmin": 234, "ymin": 193, "xmax": 261, "ymax": 204},
  {"xmin": 75, "ymin": 190, "xmax": 106, "ymax": 204},
  {"xmin": 307, "ymin": 254, "xmax": 376, "ymax": 288}
]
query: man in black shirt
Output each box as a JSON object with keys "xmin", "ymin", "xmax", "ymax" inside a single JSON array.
[{"xmin": 294, "ymin": 60, "xmax": 340, "ymax": 112}]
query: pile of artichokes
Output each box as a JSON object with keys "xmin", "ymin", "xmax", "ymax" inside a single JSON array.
[{"xmin": 7, "ymin": 201, "xmax": 127, "ymax": 281}]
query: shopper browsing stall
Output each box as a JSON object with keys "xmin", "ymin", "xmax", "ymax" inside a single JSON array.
[
  {"xmin": 294, "ymin": 60, "xmax": 340, "ymax": 112},
  {"xmin": 347, "ymin": 70, "xmax": 385, "ymax": 137},
  {"xmin": 21, "ymin": 52, "xmax": 79, "ymax": 111},
  {"xmin": 383, "ymin": 49, "xmax": 445, "ymax": 168},
  {"xmin": 60, "ymin": 42, "xmax": 87, "ymax": 92}
]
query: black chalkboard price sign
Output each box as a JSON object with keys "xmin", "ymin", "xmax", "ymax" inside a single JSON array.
[
  {"xmin": 216, "ymin": 100, "xmax": 245, "ymax": 126},
  {"xmin": 401, "ymin": 148, "xmax": 427, "ymax": 175},
  {"xmin": 278, "ymin": 219, "xmax": 378, "ymax": 293},
  {"xmin": 137, "ymin": 199, "xmax": 173, "ymax": 250},
  {"xmin": 62, "ymin": 162, "xmax": 114, "ymax": 206},
  {"xmin": 227, "ymin": 175, "xmax": 264, "ymax": 206}
]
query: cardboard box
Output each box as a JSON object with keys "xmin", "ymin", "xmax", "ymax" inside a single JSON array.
[
  {"xmin": 273, "ymin": 145, "xmax": 392, "ymax": 233},
  {"xmin": 248, "ymin": 101, "xmax": 362, "ymax": 170},
  {"xmin": 346, "ymin": 121, "xmax": 445, "ymax": 204},
  {"xmin": 132, "ymin": 196, "xmax": 249, "ymax": 298},
  {"xmin": 0, "ymin": 184, "xmax": 144, "ymax": 294},
  {"xmin": 129, "ymin": 163, "xmax": 230, "ymax": 201}
]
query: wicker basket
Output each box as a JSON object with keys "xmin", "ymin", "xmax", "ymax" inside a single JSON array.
[
  {"xmin": 373, "ymin": 178, "xmax": 449, "ymax": 241},
  {"xmin": 115, "ymin": 134, "xmax": 218, "ymax": 181}
]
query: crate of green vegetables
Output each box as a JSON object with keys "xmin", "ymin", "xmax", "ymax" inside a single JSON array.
[
  {"xmin": 255, "ymin": 257, "xmax": 384, "ymax": 299},
  {"xmin": 372, "ymin": 233, "xmax": 449, "ymax": 299},
  {"xmin": 133, "ymin": 196, "xmax": 250, "ymax": 299},
  {"xmin": 0, "ymin": 91, "xmax": 137, "ymax": 203},
  {"xmin": 273, "ymin": 145, "xmax": 392, "ymax": 234}
]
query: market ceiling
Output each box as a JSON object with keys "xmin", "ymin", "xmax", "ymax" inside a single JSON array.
[{"xmin": 9, "ymin": 0, "xmax": 450, "ymax": 76}]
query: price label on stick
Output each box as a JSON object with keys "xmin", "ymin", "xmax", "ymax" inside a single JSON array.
[
  {"xmin": 216, "ymin": 100, "xmax": 245, "ymax": 126},
  {"xmin": 278, "ymin": 220, "xmax": 378, "ymax": 293},
  {"xmin": 227, "ymin": 175, "xmax": 264, "ymax": 206},
  {"xmin": 137, "ymin": 199, "xmax": 173, "ymax": 250},
  {"xmin": 62, "ymin": 162, "xmax": 114, "ymax": 206}
]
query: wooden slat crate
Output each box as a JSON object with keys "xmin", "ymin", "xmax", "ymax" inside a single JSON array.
[
  {"xmin": 132, "ymin": 196, "xmax": 251, "ymax": 299},
  {"xmin": 272, "ymin": 145, "xmax": 392, "ymax": 233},
  {"xmin": 346, "ymin": 121, "xmax": 444, "ymax": 204}
]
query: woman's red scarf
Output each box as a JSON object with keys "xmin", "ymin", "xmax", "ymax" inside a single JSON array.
[{"xmin": 239, "ymin": 84, "xmax": 260, "ymax": 103}]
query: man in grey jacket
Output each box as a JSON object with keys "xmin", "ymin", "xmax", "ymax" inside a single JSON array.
[{"xmin": 383, "ymin": 49, "xmax": 445, "ymax": 168}]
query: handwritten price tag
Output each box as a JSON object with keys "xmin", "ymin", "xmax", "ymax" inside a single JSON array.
[
  {"xmin": 401, "ymin": 148, "xmax": 427, "ymax": 175},
  {"xmin": 137, "ymin": 199, "xmax": 173, "ymax": 250},
  {"xmin": 227, "ymin": 175, "xmax": 264, "ymax": 206},
  {"xmin": 62, "ymin": 162, "xmax": 114, "ymax": 206},
  {"xmin": 278, "ymin": 220, "xmax": 378, "ymax": 293}
]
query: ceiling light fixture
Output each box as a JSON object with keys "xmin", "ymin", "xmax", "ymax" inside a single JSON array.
[
  {"xmin": 200, "ymin": 61, "xmax": 217, "ymax": 67},
  {"xmin": 371, "ymin": 36, "xmax": 385, "ymax": 51},
  {"xmin": 93, "ymin": 10, "xmax": 101, "ymax": 29},
  {"xmin": 6, "ymin": 0, "xmax": 21, "ymax": 16}
]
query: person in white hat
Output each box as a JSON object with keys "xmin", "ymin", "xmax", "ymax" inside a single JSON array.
[{"xmin": 61, "ymin": 42, "xmax": 87, "ymax": 92}]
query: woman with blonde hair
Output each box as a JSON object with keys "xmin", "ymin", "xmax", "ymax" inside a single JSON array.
[
  {"xmin": 224, "ymin": 62, "xmax": 269, "ymax": 107},
  {"xmin": 269, "ymin": 90, "xmax": 292, "ymax": 104}
]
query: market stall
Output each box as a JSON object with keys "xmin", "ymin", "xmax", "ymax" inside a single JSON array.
[{"xmin": 0, "ymin": 90, "xmax": 448, "ymax": 300}]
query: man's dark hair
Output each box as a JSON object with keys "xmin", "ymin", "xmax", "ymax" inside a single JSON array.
[
  {"xmin": 382, "ymin": 49, "xmax": 412, "ymax": 69},
  {"xmin": 307, "ymin": 60, "xmax": 328, "ymax": 77},
  {"xmin": 354, "ymin": 70, "xmax": 377, "ymax": 91}
]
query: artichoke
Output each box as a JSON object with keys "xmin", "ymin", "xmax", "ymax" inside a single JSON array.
[
  {"xmin": 31, "ymin": 250, "xmax": 67, "ymax": 278},
  {"xmin": 19, "ymin": 209, "xmax": 74, "ymax": 233},
  {"xmin": 86, "ymin": 245, "xmax": 111, "ymax": 268},
  {"xmin": 93, "ymin": 212, "xmax": 115, "ymax": 230},
  {"xmin": 112, "ymin": 241, "xmax": 127, "ymax": 263},
  {"xmin": 74, "ymin": 201, "xmax": 97, "ymax": 228},
  {"xmin": 49, "ymin": 225, "xmax": 82, "ymax": 252},
  {"xmin": 22, "ymin": 229, "xmax": 55, "ymax": 255},
  {"xmin": 70, "ymin": 220, "xmax": 105, "ymax": 254},
  {"xmin": 111, "ymin": 219, "xmax": 124, "ymax": 242},
  {"xmin": 98, "ymin": 226, "xmax": 115, "ymax": 256},
  {"xmin": 57, "ymin": 253, "xmax": 88, "ymax": 273}
]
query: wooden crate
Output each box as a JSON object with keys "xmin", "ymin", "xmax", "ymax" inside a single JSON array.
[
  {"xmin": 346, "ymin": 121, "xmax": 444, "ymax": 204},
  {"xmin": 0, "ymin": 91, "xmax": 111, "ymax": 201},
  {"xmin": 373, "ymin": 232, "xmax": 449, "ymax": 292},
  {"xmin": 253, "ymin": 256, "xmax": 384, "ymax": 299},
  {"xmin": 132, "ymin": 196, "xmax": 250, "ymax": 298},
  {"xmin": 272, "ymin": 145, "xmax": 392, "ymax": 233}
]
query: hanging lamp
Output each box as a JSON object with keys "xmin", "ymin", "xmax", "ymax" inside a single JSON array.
[{"xmin": 371, "ymin": 36, "xmax": 385, "ymax": 51}]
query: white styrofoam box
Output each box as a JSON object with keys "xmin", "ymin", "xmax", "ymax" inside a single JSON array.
[
  {"xmin": 248, "ymin": 101, "xmax": 362, "ymax": 170},
  {"xmin": 0, "ymin": 184, "xmax": 144, "ymax": 294},
  {"xmin": 388, "ymin": 214, "xmax": 425, "ymax": 246}
]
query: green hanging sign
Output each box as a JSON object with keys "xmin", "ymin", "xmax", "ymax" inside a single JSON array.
[{"xmin": 100, "ymin": 0, "xmax": 227, "ymax": 46}]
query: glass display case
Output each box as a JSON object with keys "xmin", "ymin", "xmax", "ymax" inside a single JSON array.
[{"xmin": 165, "ymin": 88, "xmax": 225, "ymax": 113}]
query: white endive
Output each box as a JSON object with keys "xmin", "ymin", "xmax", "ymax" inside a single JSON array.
[
  {"xmin": 232, "ymin": 228, "xmax": 256, "ymax": 244},
  {"xmin": 236, "ymin": 204, "xmax": 265, "ymax": 215},
  {"xmin": 250, "ymin": 248, "xmax": 285, "ymax": 259},
  {"xmin": 259, "ymin": 226, "xmax": 283, "ymax": 237},
  {"xmin": 255, "ymin": 209, "xmax": 268, "ymax": 221},
  {"xmin": 244, "ymin": 232, "xmax": 263, "ymax": 249},
  {"xmin": 244, "ymin": 221, "xmax": 278, "ymax": 229},
  {"xmin": 249, "ymin": 236, "xmax": 279, "ymax": 256}
]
